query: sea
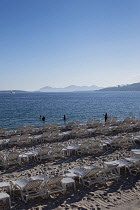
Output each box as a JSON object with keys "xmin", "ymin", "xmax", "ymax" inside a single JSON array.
[{"xmin": 0, "ymin": 91, "xmax": 140, "ymax": 131}]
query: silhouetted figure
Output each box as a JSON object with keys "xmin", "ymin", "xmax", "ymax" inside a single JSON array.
[
  {"xmin": 64, "ymin": 115, "xmax": 66, "ymax": 122},
  {"xmin": 104, "ymin": 113, "xmax": 108, "ymax": 122},
  {"xmin": 40, "ymin": 115, "xmax": 42, "ymax": 119},
  {"xmin": 42, "ymin": 116, "xmax": 45, "ymax": 121}
]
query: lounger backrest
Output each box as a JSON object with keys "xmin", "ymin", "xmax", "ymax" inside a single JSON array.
[
  {"xmin": 18, "ymin": 127, "xmax": 25, "ymax": 133},
  {"xmin": 0, "ymin": 153, "xmax": 5, "ymax": 163},
  {"xmin": 79, "ymin": 142, "xmax": 89, "ymax": 149},
  {"xmin": 73, "ymin": 122, "xmax": 80, "ymax": 127},
  {"xmin": 67, "ymin": 122, "xmax": 74, "ymax": 129},
  {"xmin": 43, "ymin": 124, "xmax": 51, "ymax": 129},
  {"xmin": 133, "ymin": 160, "xmax": 140, "ymax": 167},
  {"xmin": 42, "ymin": 132, "xmax": 51, "ymax": 138},
  {"xmin": 6, "ymin": 152, "xmax": 19, "ymax": 161},
  {"xmin": 51, "ymin": 130, "xmax": 60, "ymax": 137},
  {"xmin": 52, "ymin": 146, "xmax": 63, "ymax": 153},
  {"xmin": 112, "ymin": 117, "xmax": 118, "ymax": 122},
  {"xmin": 24, "ymin": 180, "xmax": 43, "ymax": 191},
  {"xmin": 10, "ymin": 136, "xmax": 20, "ymax": 142},
  {"xmin": 100, "ymin": 165, "xmax": 118, "ymax": 174},
  {"xmin": 71, "ymin": 128, "xmax": 79, "ymax": 133},
  {"xmin": 39, "ymin": 148, "xmax": 50, "ymax": 155},
  {"xmin": 46, "ymin": 176, "xmax": 63, "ymax": 186},
  {"xmin": 25, "ymin": 126, "xmax": 34, "ymax": 130},
  {"xmin": 106, "ymin": 117, "xmax": 112, "ymax": 123},
  {"xmin": 90, "ymin": 140, "xmax": 100, "ymax": 148},
  {"xmin": 25, "ymin": 126, "xmax": 34, "ymax": 133},
  {"xmin": 50, "ymin": 124, "xmax": 58, "ymax": 130},
  {"xmin": 87, "ymin": 118, "xmax": 93, "ymax": 125},
  {"xmin": 124, "ymin": 117, "xmax": 131, "ymax": 122},
  {"xmin": 94, "ymin": 120, "xmax": 100, "ymax": 125},
  {"xmin": 83, "ymin": 168, "xmax": 101, "ymax": 178},
  {"xmin": 112, "ymin": 137, "xmax": 122, "ymax": 143},
  {"xmin": 20, "ymin": 135, "xmax": 30, "ymax": 140},
  {"xmin": 0, "ymin": 128, "xmax": 6, "ymax": 134},
  {"xmin": 131, "ymin": 117, "xmax": 137, "ymax": 123}
]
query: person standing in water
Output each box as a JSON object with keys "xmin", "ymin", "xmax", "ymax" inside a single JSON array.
[
  {"xmin": 42, "ymin": 116, "xmax": 45, "ymax": 121},
  {"xmin": 64, "ymin": 115, "xmax": 66, "ymax": 122},
  {"xmin": 104, "ymin": 113, "xmax": 108, "ymax": 122}
]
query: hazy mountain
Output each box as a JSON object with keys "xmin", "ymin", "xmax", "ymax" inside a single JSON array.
[
  {"xmin": 98, "ymin": 82, "xmax": 140, "ymax": 91},
  {"xmin": 39, "ymin": 85, "xmax": 103, "ymax": 92}
]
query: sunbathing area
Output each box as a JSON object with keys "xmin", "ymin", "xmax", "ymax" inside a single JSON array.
[{"xmin": 0, "ymin": 116, "xmax": 140, "ymax": 209}]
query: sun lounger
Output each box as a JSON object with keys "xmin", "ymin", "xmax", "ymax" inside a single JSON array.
[
  {"xmin": 0, "ymin": 192, "xmax": 11, "ymax": 209},
  {"xmin": 125, "ymin": 157, "xmax": 140, "ymax": 176},
  {"xmin": 10, "ymin": 178, "xmax": 45, "ymax": 203},
  {"xmin": 86, "ymin": 118, "xmax": 94, "ymax": 128},
  {"xmin": 104, "ymin": 159, "xmax": 132, "ymax": 175},
  {"xmin": 36, "ymin": 147, "xmax": 51, "ymax": 162},
  {"xmin": 99, "ymin": 165, "xmax": 120, "ymax": 182},
  {"xmin": 67, "ymin": 167, "xmax": 103, "ymax": 187},
  {"xmin": 76, "ymin": 142, "xmax": 90, "ymax": 155},
  {"xmin": 45, "ymin": 176, "xmax": 66, "ymax": 197},
  {"xmin": 6, "ymin": 152, "xmax": 21, "ymax": 168},
  {"xmin": 0, "ymin": 153, "xmax": 7, "ymax": 169},
  {"xmin": 51, "ymin": 146, "xmax": 65, "ymax": 159}
]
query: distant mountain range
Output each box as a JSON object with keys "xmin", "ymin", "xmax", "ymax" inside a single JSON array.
[
  {"xmin": 39, "ymin": 85, "xmax": 103, "ymax": 92},
  {"xmin": 1, "ymin": 82, "xmax": 140, "ymax": 93},
  {"xmin": 98, "ymin": 82, "xmax": 140, "ymax": 91}
]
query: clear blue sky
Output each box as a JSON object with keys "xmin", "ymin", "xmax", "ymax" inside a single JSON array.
[{"xmin": 0, "ymin": 0, "xmax": 140, "ymax": 91}]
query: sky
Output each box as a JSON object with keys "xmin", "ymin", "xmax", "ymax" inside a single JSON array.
[{"xmin": 0, "ymin": 0, "xmax": 140, "ymax": 91}]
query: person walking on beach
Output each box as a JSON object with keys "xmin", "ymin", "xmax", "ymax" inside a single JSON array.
[{"xmin": 104, "ymin": 113, "xmax": 108, "ymax": 122}]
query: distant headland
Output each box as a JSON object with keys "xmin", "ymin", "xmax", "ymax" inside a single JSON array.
[
  {"xmin": 0, "ymin": 90, "xmax": 28, "ymax": 93},
  {"xmin": 98, "ymin": 82, "xmax": 140, "ymax": 91}
]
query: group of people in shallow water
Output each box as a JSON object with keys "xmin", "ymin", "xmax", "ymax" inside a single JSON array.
[
  {"xmin": 40, "ymin": 115, "xmax": 66, "ymax": 122},
  {"xmin": 40, "ymin": 113, "xmax": 108, "ymax": 123},
  {"xmin": 40, "ymin": 115, "xmax": 45, "ymax": 121}
]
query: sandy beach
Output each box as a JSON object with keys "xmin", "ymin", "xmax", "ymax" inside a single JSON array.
[{"xmin": 0, "ymin": 120, "xmax": 140, "ymax": 210}]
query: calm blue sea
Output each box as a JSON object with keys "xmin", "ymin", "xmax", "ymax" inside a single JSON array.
[{"xmin": 0, "ymin": 91, "xmax": 140, "ymax": 130}]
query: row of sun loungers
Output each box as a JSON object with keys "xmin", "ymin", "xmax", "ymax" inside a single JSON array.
[
  {"xmin": 1, "ymin": 119, "xmax": 140, "ymax": 150},
  {"xmin": 0, "ymin": 131, "xmax": 136, "ymax": 150},
  {"xmin": 1, "ymin": 133, "xmax": 140, "ymax": 171},
  {"xmin": 1, "ymin": 154, "xmax": 140, "ymax": 205},
  {"xmin": 0, "ymin": 140, "xmax": 103, "ymax": 169},
  {"xmin": 1, "ymin": 126, "xmax": 140, "ymax": 168},
  {"xmin": 0, "ymin": 116, "xmax": 140, "ymax": 140}
]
